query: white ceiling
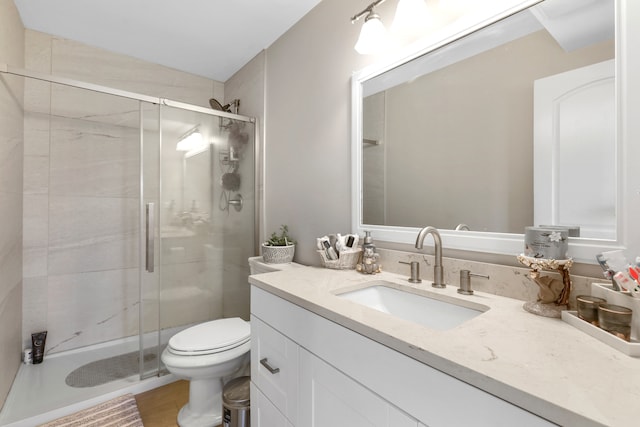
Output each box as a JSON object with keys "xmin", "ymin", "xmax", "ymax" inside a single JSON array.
[{"xmin": 13, "ymin": 0, "xmax": 322, "ymax": 82}]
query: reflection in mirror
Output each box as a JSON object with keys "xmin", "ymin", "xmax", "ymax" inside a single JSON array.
[
  {"xmin": 176, "ymin": 117, "xmax": 251, "ymax": 233},
  {"xmin": 183, "ymin": 145, "xmax": 212, "ymax": 228},
  {"xmin": 360, "ymin": 0, "xmax": 615, "ymax": 240}
]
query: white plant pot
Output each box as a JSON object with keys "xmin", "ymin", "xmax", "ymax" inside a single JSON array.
[{"xmin": 261, "ymin": 244, "xmax": 295, "ymax": 264}]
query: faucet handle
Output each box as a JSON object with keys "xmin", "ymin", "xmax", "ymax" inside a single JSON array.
[
  {"xmin": 399, "ymin": 261, "xmax": 421, "ymax": 283},
  {"xmin": 458, "ymin": 269, "xmax": 489, "ymax": 295}
]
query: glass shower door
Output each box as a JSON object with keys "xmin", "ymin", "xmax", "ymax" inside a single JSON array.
[
  {"xmin": 140, "ymin": 103, "xmax": 255, "ymax": 377},
  {"xmin": 139, "ymin": 100, "xmax": 161, "ymax": 379}
]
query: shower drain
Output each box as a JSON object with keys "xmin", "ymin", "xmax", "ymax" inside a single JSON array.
[{"xmin": 65, "ymin": 348, "xmax": 161, "ymax": 388}]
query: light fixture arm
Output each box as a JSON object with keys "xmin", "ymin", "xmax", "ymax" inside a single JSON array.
[{"xmin": 351, "ymin": 0, "xmax": 387, "ymax": 23}]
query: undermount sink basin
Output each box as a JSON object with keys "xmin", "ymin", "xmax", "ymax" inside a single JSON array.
[{"xmin": 336, "ymin": 281, "xmax": 488, "ymax": 330}]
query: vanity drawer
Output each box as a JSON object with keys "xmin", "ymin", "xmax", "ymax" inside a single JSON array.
[{"xmin": 250, "ymin": 315, "xmax": 299, "ymax": 424}]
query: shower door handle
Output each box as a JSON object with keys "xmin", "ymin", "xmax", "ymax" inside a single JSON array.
[{"xmin": 145, "ymin": 203, "xmax": 155, "ymax": 273}]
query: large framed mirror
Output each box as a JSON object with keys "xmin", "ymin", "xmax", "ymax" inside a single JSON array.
[{"xmin": 352, "ymin": 0, "xmax": 627, "ymax": 263}]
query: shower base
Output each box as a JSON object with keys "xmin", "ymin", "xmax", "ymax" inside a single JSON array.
[{"xmin": 0, "ymin": 328, "xmax": 184, "ymax": 427}]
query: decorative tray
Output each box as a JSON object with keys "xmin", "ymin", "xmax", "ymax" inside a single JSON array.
[
  {"xmin": 591, "ymin": 282, "xmax": 640, "ymax": 337},
  {"xmin": 561, "ymin": 311, "xmax": 640, "ymax": 357}
]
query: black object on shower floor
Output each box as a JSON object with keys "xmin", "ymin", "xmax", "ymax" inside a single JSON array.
[{"xmin": 65, "ymin": 347, "xmax": 162, "ymax": 388}]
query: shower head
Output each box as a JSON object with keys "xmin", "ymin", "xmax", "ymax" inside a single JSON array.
[
  {"xmin": 209, "ymin": 98, "xmax": 240, "ymax": 114},
  {"xmin": 209, "ymin": 98, "xmax": 227, "ymax": 111}
]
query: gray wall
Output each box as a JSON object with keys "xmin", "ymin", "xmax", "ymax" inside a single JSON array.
[
  {"xmin": 261, "ymin": 0, "xmax": 374, "ymax": 265},
  {"xmin": 0, "ymin": 0, "xmax": 24, "ymax": 409}
]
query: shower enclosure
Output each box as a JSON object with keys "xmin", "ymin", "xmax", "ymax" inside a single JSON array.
[
  {"xmin": 140, "ymin": 100, "xmax": 256, "ymax": 379},
  {"xmin": 0, "ymin": 65, "xmax": 255, "ymax": 423}
]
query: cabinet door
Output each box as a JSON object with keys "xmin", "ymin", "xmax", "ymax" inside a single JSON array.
[
  {"xmin": 251, "ymin": 315, "xmax": 299, "ymax": 423},
  {"xmin": 251, "ymin": 382, "xmax": 294, "ymax": 427},
  {"xmin": 299, "ymin": 348, "xmax": 417, "ymax": 427}
]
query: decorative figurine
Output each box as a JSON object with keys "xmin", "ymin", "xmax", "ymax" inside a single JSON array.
[
  {"xmin": 517, "ymin": 255, "xmax": 573, "ymax": 318},
  {"xmin": 357, "ymin": 231, "xmax": 381, "ymax": 274},
  {"xmin": 357, "ymin": 245, "xmax": 381, "ymax": 274}
]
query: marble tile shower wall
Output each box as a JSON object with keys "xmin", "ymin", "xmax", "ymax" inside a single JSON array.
[
  {"xmin": 0, "ymin": 0, "xmax": 25, "ymax": 406},
  {"xmin": 22, "ymin": 29, "xmax": 225, "ymax": 354}
]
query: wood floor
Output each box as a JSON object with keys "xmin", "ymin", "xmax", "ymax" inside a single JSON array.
[
  {"xmin": 134, "ymin": 380, "xmax": 221, "ymax": 427},
  {"xmin": 134, "ymin": 380, "xmax": 188, "ymax": 426}
]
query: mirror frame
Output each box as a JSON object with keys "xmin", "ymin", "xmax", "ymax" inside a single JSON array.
[{"xmin": 352, "ymin": 0, "xmax": 634, "ymax": 264}]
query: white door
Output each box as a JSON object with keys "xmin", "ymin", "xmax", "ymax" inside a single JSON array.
[
  {"xmin": 298, "ymin": 348, "xmax": 417, "ymax": 427},
  {"xmin": 533, "ymin": 59, "xmax": 616, "ymax": 239}
]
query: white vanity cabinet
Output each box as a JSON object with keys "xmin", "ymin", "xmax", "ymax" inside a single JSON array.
[
  {"xmin": 299, "ymin": 347, "xmax": 418, "ymax": 427},
  {"xmin": 250, "ymin": 286, "xmax": 556, "ymax": 427},
  {"xmin": 251, "ymin": 313, "xmax": 417, "ymax": 427}
]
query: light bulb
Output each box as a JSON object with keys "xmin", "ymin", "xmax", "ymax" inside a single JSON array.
[
  {"xmin": 354, "ymin": 13, "xmax": 389, "ymax": 55},
  {"xmin": 391, "ymin": 0, "xmax": 430, "ymax": 39}
]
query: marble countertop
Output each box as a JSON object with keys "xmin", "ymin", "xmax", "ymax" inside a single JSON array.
[{"xmin": 249, "ymin": 266, "xmax": 640, "ymax": 427}]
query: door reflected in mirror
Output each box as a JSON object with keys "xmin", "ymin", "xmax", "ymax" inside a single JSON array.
[{"xmin": 360, "ymin": 0, "xmax": 615, "ymax": 240}]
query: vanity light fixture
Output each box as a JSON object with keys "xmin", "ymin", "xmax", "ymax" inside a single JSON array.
[
  {"xmin": 176, "ymin": 126, "xmax": 203, "ymax": 152},
  {"xmin": 351, "ymin": 0, "xmax": 389, "ymax": 55},
  {"xmin": 351, "ymin": 0, "xmax": 430, "ymax": 54}
]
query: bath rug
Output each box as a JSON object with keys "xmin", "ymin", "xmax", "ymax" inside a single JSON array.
[
  {"xmin": 38, "ymin": 393, "xmax": 143, "ymax": 427},
  {"xmin": 65, "ymin": 347, "xmax": 160, "ymax": 388}
]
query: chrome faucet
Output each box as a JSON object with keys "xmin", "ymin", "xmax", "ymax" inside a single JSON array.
[{"xmin": 415, "ymin": 226, "xmax": 446, "ymax": 288}]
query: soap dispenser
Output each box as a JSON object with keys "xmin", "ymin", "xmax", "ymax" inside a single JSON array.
[
  {"xmin": 363, "ymin": 231, "xmax": 374, "ymax": 251},
  {"xmin": 357, "ymin": 231, "xmax": 381, "ymax": 274}
]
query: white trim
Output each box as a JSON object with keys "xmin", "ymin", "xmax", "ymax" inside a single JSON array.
[{"xmin": 619, "ymin": 0, "xmax": 640, "ymax": 263}]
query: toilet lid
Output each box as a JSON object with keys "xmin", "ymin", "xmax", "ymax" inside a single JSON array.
[{"xmin": 168, "ymin": 318, "xmax": 250, "ymax": 356}]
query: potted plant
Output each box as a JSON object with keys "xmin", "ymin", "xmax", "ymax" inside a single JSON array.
[{"xmin": 262, "ymin": 225, "xmax": 296, "ymax": 264}]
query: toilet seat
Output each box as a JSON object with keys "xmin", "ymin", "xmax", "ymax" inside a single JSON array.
[{"xmin": 167, "ymin": 317, "xmax": 250, "ymax": 356}]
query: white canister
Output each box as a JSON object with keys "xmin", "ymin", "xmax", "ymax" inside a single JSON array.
[
  {"xmin": 539, "ymin": 225, "xmax": 580, "ymax": 237},
  {"xmin": 524, "ymin": 227, "xmax": 569, "ymax": 260},
  {"xmin": 23, "ymin": 348, "xmax": 32, "ymax": 364}
]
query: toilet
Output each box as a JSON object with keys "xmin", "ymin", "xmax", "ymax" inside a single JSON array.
[
  {"xmin": 161, "ymin": 317, "xmax": 250, "ymax": 427},
  {"xmin": 161, "ymin": 257, "xmax": 299, "ymax": 426}
]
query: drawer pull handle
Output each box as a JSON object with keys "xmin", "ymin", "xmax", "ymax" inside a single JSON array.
[{"xmin": 260, "ymin": 358, "xmax": 280, "ymax": 374}]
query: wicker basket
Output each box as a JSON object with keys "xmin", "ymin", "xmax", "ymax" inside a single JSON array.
[
  {"xmin": 318, "ymin": 248, "xmax": 362, "ymax": 270},
  {"xmin": 262, "ymin": 244, "xmax": 295, "ymax": 264}
]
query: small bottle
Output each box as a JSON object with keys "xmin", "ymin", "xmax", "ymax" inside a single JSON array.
[{"xmin": 322, "ymin": 240, "xmax": 338, "ymax": 260}]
